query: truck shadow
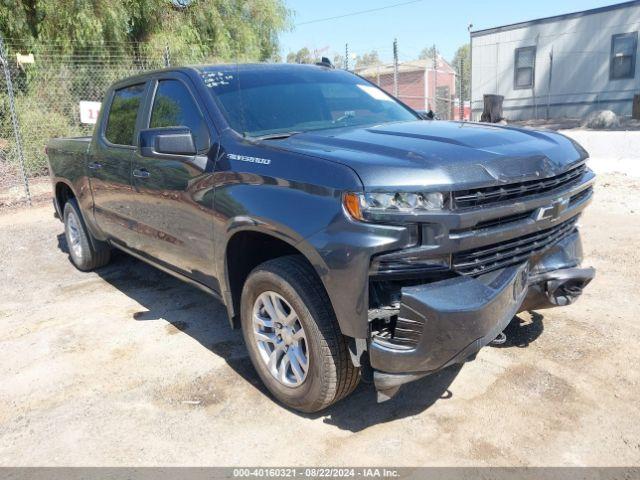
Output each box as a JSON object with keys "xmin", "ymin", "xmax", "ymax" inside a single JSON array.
[
  {"xmin": 310, "ymin": 365, "xmax": 462, "ymax": 431},
  {"xmin": 489, "ymin": 311, "xmax": 545, "ymax": 349},
  {"xmin": 57, "ymin": 234, "xmax": 543, "ymax": 432}
]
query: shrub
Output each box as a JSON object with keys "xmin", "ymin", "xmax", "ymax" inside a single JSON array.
[
  {"xmin": 583, "ymin": 110, "xmax": 620, "ymax": 130},
  {"xmin": 0, "ymin": 95, "xmax": 79, "ymax": 177}
]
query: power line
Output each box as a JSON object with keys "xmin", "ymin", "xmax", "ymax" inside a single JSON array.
[{"xmin": 295, "ymin": 0, "xmax": 424, "ymax": 26}]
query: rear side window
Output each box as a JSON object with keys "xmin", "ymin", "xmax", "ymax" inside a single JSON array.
[
  {"xmin": 150, "ymin": 79, "xmax": 208, "ymax": 151},
  {"xmin": 105, "ymin": 84, "xmax": 145, "ymax": 146}
]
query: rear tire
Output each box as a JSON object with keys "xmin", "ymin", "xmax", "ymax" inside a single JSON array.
[
  {"xmin": 63, "ymin": 199, "xmax": 111, "ymax": 271},
  {"xmin": 240, "ymin": 255, "xmax": 360, "ymax": 412}
]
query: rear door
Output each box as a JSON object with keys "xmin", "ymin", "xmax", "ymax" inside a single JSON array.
[
  {"xmin": 89, "ymin": 82, "xmax": 148, "ymax": 247},
  {"xmin": 127, "ymin": 74, "xmax": 218, "ymax": 287}
]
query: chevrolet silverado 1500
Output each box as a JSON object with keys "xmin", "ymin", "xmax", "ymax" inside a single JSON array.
[{"xmin": 47, "ymin": 63, "xmax": 595, "ymax": 412}]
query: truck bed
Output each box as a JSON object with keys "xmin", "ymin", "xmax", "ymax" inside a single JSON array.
[
  {"xmin": 47, "ymin": 136, "xmax": 92, "ymax": 155},
  {"xmin": 47, "ymin": 137, "xmax": 92, "ymax": 182}
]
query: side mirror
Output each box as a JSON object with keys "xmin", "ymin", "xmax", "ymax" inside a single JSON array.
[{"xmin": 139, "ymin": 127, "xmax": 197, "ymax": 157}]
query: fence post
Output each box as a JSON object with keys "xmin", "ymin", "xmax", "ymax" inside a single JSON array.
[
  {"xmin": 163, "ymin": 44, "xmax": 171, "ymax": 68},
  {"xmin": 547, "ymin": 48, "xmax": 553, "ymax": 120},
  {"xmin": 432, "ymin": 44, "xmax": 437, "ymax": 115},
  {"xmin": 0, "ymin": 35, "xmax": 31, "ymax": 206},
  {"xmin": 459, "ymin": 57, "xmax": 465, "ymax": 120},
  {"xmin": 344, "ymin": 43, "xmax": 349, "ymax": 71},
  {"xmin": 392, "ymin": 39, "xmax": 398, "ymax": 97}
]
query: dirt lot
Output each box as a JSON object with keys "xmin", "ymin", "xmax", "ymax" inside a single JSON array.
[{"xmin": 0, "ymin": 173, "xmax": 639, "ymax": 466}]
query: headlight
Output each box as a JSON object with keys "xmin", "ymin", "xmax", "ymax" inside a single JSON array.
[{"xmin": 343, "ymin": 191, "xmax": 446, "ymax": 221}]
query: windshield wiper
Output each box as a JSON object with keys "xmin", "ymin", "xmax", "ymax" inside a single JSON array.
[
  {"xmin": 333, "ymin": 111, "xmax": 356, "ymax": 124},
  {"xmin": 251, "ymin": 131, "xmax": 302, "ymax": 141}
]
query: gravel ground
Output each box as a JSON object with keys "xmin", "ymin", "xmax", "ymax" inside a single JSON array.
[{"xmin": 0, "ymin": 173, "xmax": 639, "ymax": 466}]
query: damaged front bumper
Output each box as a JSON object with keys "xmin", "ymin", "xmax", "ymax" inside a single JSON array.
[{"xmin": 369, "ymin": 231, "xmax": 595, "ymax": 401}]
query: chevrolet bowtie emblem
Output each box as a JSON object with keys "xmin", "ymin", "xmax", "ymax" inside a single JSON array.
[{"xmin": 535, "ymin": 197, "xmax": 570, "ymax": 222}]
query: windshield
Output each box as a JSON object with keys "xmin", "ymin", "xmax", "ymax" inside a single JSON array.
[{"xmin": 200, "ymin": 65, "xmax": 419, "ymax": 137}]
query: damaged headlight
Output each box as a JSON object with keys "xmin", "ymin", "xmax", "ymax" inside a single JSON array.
[{"xmin": 343, "ymin": 191, "xmax": 446, "ymax": 221}]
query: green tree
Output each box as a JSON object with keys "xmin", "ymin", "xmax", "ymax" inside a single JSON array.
[
  {"xmin": 354, "ymin": 50, "xmax": 380, "ymax": 69},
  {"xmin": 0, "ymin": 0, "xmax": 292, "ymax": 177},
  {"xmin": 0, "ymin": 0, "xmax": 292, "ymax": 63},
  {"xmin": 332, "ymin": 53, "xmax": 344, "ymax": 69},
  {"xmin": 419, "ymin": 45, "xmax": 438, "ymax": 61},
  {"xmin": 286, "ymin": 47, "xmax": 312, "ymax": 64},
  {"xmin": 451, "ymin": 43, "xmax": 470, "ymax": 101}
]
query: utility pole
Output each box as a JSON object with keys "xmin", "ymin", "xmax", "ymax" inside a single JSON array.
[
  {"xmin": 0, "ymin": 35, "xmax": 31, "ymax": 205},
  {"xmin": 345, "ymin": 43, "xmax": 349, "ymax": 71},
  {"xmin": 459, "ymin": 56, "xmax": 465, "ymax": 120},
  {"xmin": 468, "ymin": 23, "xmax": 474, "ymax": 120},
  {"xmin": 432, "ymin": 43, "xmax": 437, "ymax": 114},
  {"xmin": 163, "ymin": 44, "xmax": 171, "ymax": 68},
  {"xmin": 393, "ymin": 38, "xmax": 398, "ymax": 97},
  {"xmin": 547, "ymin": 48, "xmax": 554, "ymax": 120}
]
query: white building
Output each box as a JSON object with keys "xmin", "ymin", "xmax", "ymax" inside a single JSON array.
[{"xmin": 471, "ymin": 1, "xmax": 640, "ymax": 121}]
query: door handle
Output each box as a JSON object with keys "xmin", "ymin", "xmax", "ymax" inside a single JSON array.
[
  {"xmin": 88, "ymin": 161, "xmax": 103, "ymax": 170},
  {"xmin": 133, "ymin": 168, "xmax": 151, "ymax": 179}
]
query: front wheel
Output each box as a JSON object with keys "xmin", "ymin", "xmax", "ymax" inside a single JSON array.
[{"xmin": 240, "ymin": 255, "xmax": 360, "ymax": 412}]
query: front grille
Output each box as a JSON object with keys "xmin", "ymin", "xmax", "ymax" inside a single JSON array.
[
  {"xmin": 452, "ymin": 216, "xmax": 579, "ymax": 276},
  {"xmin": 464, "ymin": 210, "xmax": 534, "ymax": 231},
  {"xmin": 569, "ymin": 186, "xmax": 592, "ymax": 206},
  {"xmin": 371, "ymin": 259, "xmax": 449, "ymax": 279},
  {"xmin": 451, "ymin": 185, "xmax": 592, "ymax": 235},
  {"xmin": 453, "ymin": 163, "xmax": 587, "ymax": 209}
]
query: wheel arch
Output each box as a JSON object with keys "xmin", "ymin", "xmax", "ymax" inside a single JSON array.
[
  {"xmin": 54, "ymin": 180, "xmax": 77, "ymax": 218},
  {"xmin": 222, "ymin": 227, "xmax": 330, "ymax": 330}
]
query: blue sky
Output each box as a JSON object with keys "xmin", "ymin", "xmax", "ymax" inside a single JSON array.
[{"xmin": 280, "ymin": 0, "xmax": 621, "ymax": 62}]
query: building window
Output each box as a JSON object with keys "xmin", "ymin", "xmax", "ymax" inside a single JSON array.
[
  {"xmin": 514, "ymin": 46, "xmax": 536, "ymax": 89},
  {"xmin": 610, "ymin": 32, "xmax": 637, "ymax": 80}
]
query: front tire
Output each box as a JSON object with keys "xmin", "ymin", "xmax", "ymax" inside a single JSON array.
[
  {"xmin": 240, "ymin": 255, "xmax": 360, "ymax": 412},
  {"xmin": 63, "ymin": 199, "xmax": 111, "ymax": 271}
]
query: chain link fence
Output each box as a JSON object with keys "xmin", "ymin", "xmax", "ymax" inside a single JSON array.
[{"xmin": 0, "ymin": 39, "xmax": 174, "ymax": 207}]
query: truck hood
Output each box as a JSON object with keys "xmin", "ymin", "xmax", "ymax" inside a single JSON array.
[{"xmin": 274, "ymin": 121, "xmax": 588, "ymax": 190}]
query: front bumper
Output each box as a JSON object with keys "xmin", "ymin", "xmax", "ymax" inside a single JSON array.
[{"xmin": 370, "ymin": 231, "xmax": 594, "ymax": 399}]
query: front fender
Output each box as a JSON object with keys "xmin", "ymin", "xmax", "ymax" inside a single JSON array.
[
  {"xmin": 214, "ymin": 183, "xmax": 342, "ymax": 326},
  {"xmin": 302, "ymin": 215, "xmax": 413, "ymax": 338}
]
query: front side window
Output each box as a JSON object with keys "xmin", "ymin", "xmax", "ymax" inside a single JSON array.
[
  {"xmin": 611, "ymin": 32, "xmax": 637, "ymax": 80},
  {"xmin": 201, "ymin": 66, "xmax": 418, "ymax": 137},
  {"xmin": 105, "ymin": 84, "xmax": 145, "ymax": 146},
  {"xmin": 514, "ymin": 46, "xmax": 536, "ymax": 89},
  {"xmin": 150, "ymin": 79, "xmax": 208, "ymax": 151}
]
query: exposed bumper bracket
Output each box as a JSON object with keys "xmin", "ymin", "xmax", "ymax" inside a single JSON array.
[
  {"xmin": 374, "ymin": 371, "xmax": 428, "ymax": 402},
  {"xmin": 529, "ymin": 267, "xmax": 595, "ymax": 307}
]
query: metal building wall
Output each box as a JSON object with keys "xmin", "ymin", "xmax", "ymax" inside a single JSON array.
[{"xmin": 471, "ymin": 2, "xmax": 640, "ymax": 121}]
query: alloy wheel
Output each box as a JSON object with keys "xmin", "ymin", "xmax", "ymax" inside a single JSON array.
[
  {"xmin": 252, "ymin": 291, "xmax": 309, "ymax": 387},
  {"xmin": 66, "ymin": 211, "xmax": 84, "ymax": 260}
]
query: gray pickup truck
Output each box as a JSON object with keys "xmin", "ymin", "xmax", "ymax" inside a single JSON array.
[{"xmin": 47, "ymin": 63, "xmax": 595, "ymax": 412}]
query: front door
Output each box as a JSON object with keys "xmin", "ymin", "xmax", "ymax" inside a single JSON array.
[
  {"xmin": 89, "ymin": 82, "xmax": 147, "ymax": 247},
  {"xmin": 128, "ymin": 75, "xmax": 218, "ymax": 288}
]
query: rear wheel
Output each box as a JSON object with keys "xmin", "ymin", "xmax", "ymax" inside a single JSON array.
[
  {"xmin": 63, "ymin": 199, "xmax": 111, "ymax": 271},
  {"xmin": 240, "ymin": 255, "xmax": 360, "ymax": 412}
]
